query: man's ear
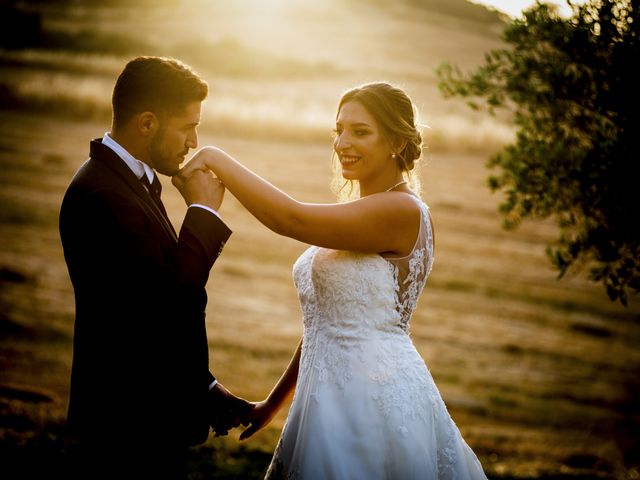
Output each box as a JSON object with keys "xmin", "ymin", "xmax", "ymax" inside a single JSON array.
[{"xmin": 137, "ymin": 112, "xmax": 159, "ymax": 137}]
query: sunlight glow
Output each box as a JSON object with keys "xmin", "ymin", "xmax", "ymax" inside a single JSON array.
[{"xmin": 470, "ymin": 0, "xmax": 584, "ymax": 18}]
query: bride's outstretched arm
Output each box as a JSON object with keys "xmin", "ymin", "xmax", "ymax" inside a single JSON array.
[
  {"xmin": 180, "ymin": 146, "xmax": 420, "ymax": 255},
  {"xmin": 240, "ymin": 338, "xmax": 302, "ymax": 440}
]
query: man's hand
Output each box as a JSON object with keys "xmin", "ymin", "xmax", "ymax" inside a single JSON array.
[
  {"xmin": 172, "ymin": 169, "xmax": 225, "ymax": 211},
  {"xmin": 207, "ymin": 383, "xmax": 254, "ymax": 437}
]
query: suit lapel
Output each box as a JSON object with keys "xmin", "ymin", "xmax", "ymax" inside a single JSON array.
[{"xmin": 90, "ymin": 140, "xmax": 178, "ymax": 242}]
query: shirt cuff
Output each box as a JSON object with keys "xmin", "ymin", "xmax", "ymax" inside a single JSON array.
[
  {"xmin": 208, "ymin": 379, "xmax": 218, "ymax": 390},
  {"xmin": 189, "ymin": 204, "xmax": 221, "ymax": 219}
]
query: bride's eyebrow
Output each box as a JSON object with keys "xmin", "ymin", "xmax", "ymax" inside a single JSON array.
[
  {"xmin": 336, "ymin": 121, "xmax": 372, "ymax": 128},
  {"xmin": 350, "ymin": 122, "xmax": 373, "ymax": 129}
]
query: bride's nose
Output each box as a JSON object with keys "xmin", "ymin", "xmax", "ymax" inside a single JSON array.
[{"xmin": 334, "ymin": 132, "xmax": 351, "ymax": 152}]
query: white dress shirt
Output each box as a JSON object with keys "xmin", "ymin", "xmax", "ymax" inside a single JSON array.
[{"xmin": 101, "ymin": 133, "xmax": 221, "ymax": 218}]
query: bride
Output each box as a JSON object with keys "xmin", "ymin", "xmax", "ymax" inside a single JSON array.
[{"xmin": 177, "ymin": 82, "xmax": 487, "ymax": 479}]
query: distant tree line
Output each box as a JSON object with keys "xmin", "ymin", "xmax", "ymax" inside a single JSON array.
[{"xmin": 0, "ymin": 1, "xmax": 151, "ymax": 54}]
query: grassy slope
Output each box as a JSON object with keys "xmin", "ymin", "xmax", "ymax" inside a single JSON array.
[{"xmin": 1, "ymin": 1, "xmax": 639, "ymax": 478}]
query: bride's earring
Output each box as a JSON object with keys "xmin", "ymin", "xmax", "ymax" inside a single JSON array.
[{"xmin": 391, "ymin": 153, "xmax": 397, "ymax": 159}]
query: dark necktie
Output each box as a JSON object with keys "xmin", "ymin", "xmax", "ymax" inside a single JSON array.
[{"xmin": 140, "ymin": 172, "xmax": 168, "ymax": 218}]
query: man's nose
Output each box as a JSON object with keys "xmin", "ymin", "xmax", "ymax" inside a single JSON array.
[{"xmin": 186, "ymin": 130, "xmax": 198, "ymax": 149}]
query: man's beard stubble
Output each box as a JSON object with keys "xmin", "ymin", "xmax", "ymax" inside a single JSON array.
[{"xmin": 149, "ymin": 128, "xmax": 181, "ymax": 177}]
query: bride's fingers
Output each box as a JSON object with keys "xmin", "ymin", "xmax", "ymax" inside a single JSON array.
[
  {"xmin": 181, "ymin": 157, "xmax": 208, "ymax": 176},
  {"xmin": 179, "ymin": 166, "xmax": 210, "ymax": 181},
  {"xmin": 239, "ymin": 423, "xmax": 259, "ymax": 440}
]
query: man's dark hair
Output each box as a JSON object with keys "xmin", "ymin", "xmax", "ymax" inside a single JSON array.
[{"xmin": 112, "ymin": 56, "xmax": 208, "ymax": 129}]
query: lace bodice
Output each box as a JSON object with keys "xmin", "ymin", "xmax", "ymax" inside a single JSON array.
[{"xmin": 293, "ymin": 199, "xmax": 433, "ymax": 336}]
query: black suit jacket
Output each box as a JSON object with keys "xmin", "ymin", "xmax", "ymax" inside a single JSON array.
[{"xmin": 59, "ymin": 139, "xmax": 231, "ymax": 448}]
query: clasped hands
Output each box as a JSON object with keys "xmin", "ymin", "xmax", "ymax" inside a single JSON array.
[
  {"xmin": 172, "ymin": 148, "xmax": 225, "ymax": 209},
  {"xmin": 207, "ymin": 382, "xmax": 277, "ymax": 441},
  {"xmin": 207, "ymin": 383, "xmax": 254, "ymax": 438},
  {"xmin": 208, "ymin": 383, "xmax": 277, "ymax": 440}
]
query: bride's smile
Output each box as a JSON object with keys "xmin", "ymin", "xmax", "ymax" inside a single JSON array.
[{"xmin": 338, "ymin": 154, "xmax": 361, "ymax": 166}]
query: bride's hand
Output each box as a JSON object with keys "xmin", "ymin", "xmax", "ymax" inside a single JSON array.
[
  {"xmin": 179, "ymin": 146, "xmax": 225, "ymax": 180},
  {"xmin": 239, "ymin": 400, "xmax": 278, "ymax": 440},
  {"xmin": 171, "ymin": 169, "xmax": 225, "ymax": 210},
  {"xmin": 176, "ymin": 156, "xmax": 207, "ymax": 185}
]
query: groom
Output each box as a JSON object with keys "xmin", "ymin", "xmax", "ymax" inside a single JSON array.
[{"xmin": 59, "ymin": 56, "xmax": 252, "ymax": 479}]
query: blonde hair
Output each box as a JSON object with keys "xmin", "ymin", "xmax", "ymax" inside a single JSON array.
[{"xmin": 330, "ymin": 82, "xmax": 424, "ymax": 201}]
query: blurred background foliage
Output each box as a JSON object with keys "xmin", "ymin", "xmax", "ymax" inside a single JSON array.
[{"xmin": 438, "ymin": 0, "xmax": 640, "ymax": 305}]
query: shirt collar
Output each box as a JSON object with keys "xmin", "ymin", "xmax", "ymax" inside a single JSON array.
[{"xmin": 102, "ymin": 133, "xmax": 155, "ymax": 183}]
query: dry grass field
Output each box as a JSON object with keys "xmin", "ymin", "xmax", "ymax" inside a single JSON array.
[{"xmin": 1, "ymin": 1, "xmax": 639, "ymax": 478}]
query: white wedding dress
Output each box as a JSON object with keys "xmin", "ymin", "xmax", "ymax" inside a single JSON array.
[{"xmin": 265, "ymin": 198, "xmax": 487, "ymax": 479}]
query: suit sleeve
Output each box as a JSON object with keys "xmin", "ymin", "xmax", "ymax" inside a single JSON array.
[
  {"xmin": 174, "ymin": 205, "xmax": 231, "ymax": 288},
  {"xmin": 175, "ymin": 206, "xmax": 232, "ymax": 389}
]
